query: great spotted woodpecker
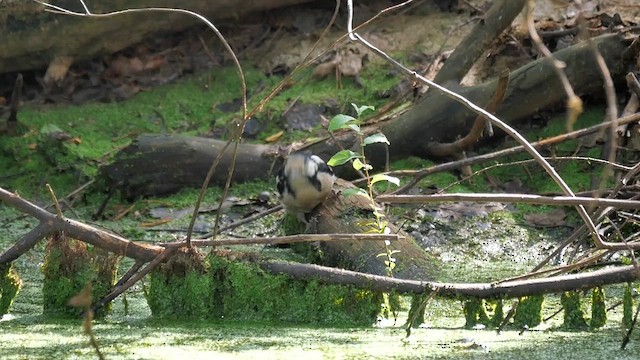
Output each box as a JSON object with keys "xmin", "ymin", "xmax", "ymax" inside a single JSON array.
[{"xmin": 276, "ymin": 152, "xmax": 336, "ymax": 222}]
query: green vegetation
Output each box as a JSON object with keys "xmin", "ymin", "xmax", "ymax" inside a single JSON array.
[
  {"xmin": 513, "ymin": 295, "xmax": 544, "ymax": 328},
  {"xmin": 41, "ymin": 234, "xmax": 119, "ymax": 317},
  {"xmin": 209, "ymin": 254, "xmax": 381, "ymax": 325},
  {"xmin": 463, "ymin": 298, "xmax": 503, "ymax": 329},
  {"xmin": 560, "ymin": 291, "xmax": 588, "ymax": 329},
  {"xmin": 0, "ymin": 262, "xmax": 22, "ymax": 316},
  {"xmin": 590, "ymin": 287, "xmax": 606, "ymax": 328},
  {"xmin": 147, "ymin": 249, "xmax": 213, "ymax": 318}
]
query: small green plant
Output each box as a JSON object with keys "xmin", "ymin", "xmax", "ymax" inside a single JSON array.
[{"xmin": 327, "ymin": 104, "xmax": 400, "ymax": 277}]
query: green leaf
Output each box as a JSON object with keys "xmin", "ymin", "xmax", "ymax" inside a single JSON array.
[
  {"xmin": 371, "ymin": 174, "xmax": 400, "ymax": 186},
  {"xmin": 352, "ymin": 158, "xmax": 372, "ymax": 171},
  {"xmin": 351, "ymin": 103, "xmax": 375, "ymax": 117},
  {"xmin": 328, "ymin": 114, "xmax": 358, "ymax": 132},
  {"xmin": 327, "ymin": 150, "xmax": 360, "ymax": 166},
  {"xmin": 342, "ymin": 188, "xmax": 370, "ymax": 199},
  {"xmin": 347, "ymin": 124, "xmax": 362, "ymax": 134},
  {"xmin": 363, "ymin": 133, "xmax": 389, "ymax": 146}
]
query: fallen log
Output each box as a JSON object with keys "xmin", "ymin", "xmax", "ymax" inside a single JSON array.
[
  {"xmin": 365, "ymin": 33, "xmax": 637, "ymax": 167},
  {"xmin": 261, "ymin": 261, "xmax": 640, "ymax": 298},
  {"xmin": 0, "ymin": 0, "xmax": 318, "ymax": 74},
  {"xmin": 312, "ymin": 179, "xmax": 437, "ymax": 280}
]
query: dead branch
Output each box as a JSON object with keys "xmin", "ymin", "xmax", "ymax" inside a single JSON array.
[
  {"xmin": 390, "ymin": 112, "xmax": 640, "ymax": 194},
  {"xmin": 428, "ymin": 70, "xmax": 509, "ymax": 160},
  {"xmin": 162, "ymin": 233, "xmax": 403, "ymax": 248},
  {"xmin": 261, "ymin": 261, "xmax": 640, "ymax": 298}
]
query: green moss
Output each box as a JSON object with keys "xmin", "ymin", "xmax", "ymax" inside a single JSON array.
[
  {"xmin": 589, "ymin": 287, "xmax": 606, "ymax": 328},
  {"xmin": 0, "ymin": 263, "xmax": 22, "ymax": 316},
  {"xmin": 147, "ymin": 248, "xmax": 213, "ymax": 319},
  {"xmin": 463, "ymin": 298, "xmax": 488, "ymax": 328},
  {"xmin": 513, "ymin": 295, "xmax": 544, "ymax": 328},
  {"xmin": 41, "ymin": 233, "xmax": 119, "ymax": 317},
  {"xmin": 280, "ymin": 212, "xmax": 308, "ymax": 235},
  {"xmin": 486, "ymin": 299, "xmax": 504, "ymax": 328},
  {"xmin": 623, "ymin": 283, "xmax": 633, "ymax": 328},
  {"xmin": 561, "ymin": 291, "xmax": 588, "ymax": 329},
  {"xmin": 462, "ymin": 298, "xmax": 503, "ymax": 329},
  {"xmin": 209, "ymin": 254, "xmax": 381, "ymax": 325},
  {"xmin": 406, "ymin": 293, "xmax": 427, "ymax": 328}
]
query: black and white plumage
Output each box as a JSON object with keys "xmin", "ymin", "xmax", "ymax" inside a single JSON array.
[{"xmin": 276, "ymin": 152, "xmax": 336, "ymax": 222}]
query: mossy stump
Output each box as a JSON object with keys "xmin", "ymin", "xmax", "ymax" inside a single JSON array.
[
  {"xmin": 147, "ymin": 249, "xmax": 383, "ymax": 325},
  {"xmin": 41, "ymin": 232, "xmax": 119, "ymax": 317},
  {"xmin": 463, "ymin": 298, "xmax": 503, "ymax": 329},
  {"xmin": 561, "ymin": 291, "xmax": 588, "ymax": 329},
  {"xmin": 146, "ymin": 247, "xmax": 213, "ymax": 318},
  {"xmin": 211, "ymin": 252, "xmax": 382, "ymax": 325},
  {"xmin": 0, "ymin": 263, "xmax": 22, "ymax": 316},
  {"xmin": 513, "ymin": 295, "xmax": 543, "ymax": 328}
]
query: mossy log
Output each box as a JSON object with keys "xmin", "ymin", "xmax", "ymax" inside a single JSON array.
[
  {"xmin": 0, "ymin": 0, "xmax": 318, "ymax": 74},
  {"xmin": 99, "ymin": 134, "xmax": 276, "ymax": 199},
  {"xmin": 312, "ymin": 178, "xmax": 437, "ymax": 280}
]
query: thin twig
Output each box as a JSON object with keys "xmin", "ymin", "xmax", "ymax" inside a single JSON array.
[
  {"xmin": 526, "ymin": 0, "xmax": 583, "ymax": 132},
  {"xmin": 386, "ymin": 113, "xmax": 640, "ymax": 192},
  {"xmin": 92, "ymin": 247, "xmax": 175, "ymax": 312},
  {"xmin": 162, "ymin": 233, "xmax": 402, "ymax": 248},
  {"xmin": 377, "ymin": 193, "xmax": 640, "ymax": 211}
]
